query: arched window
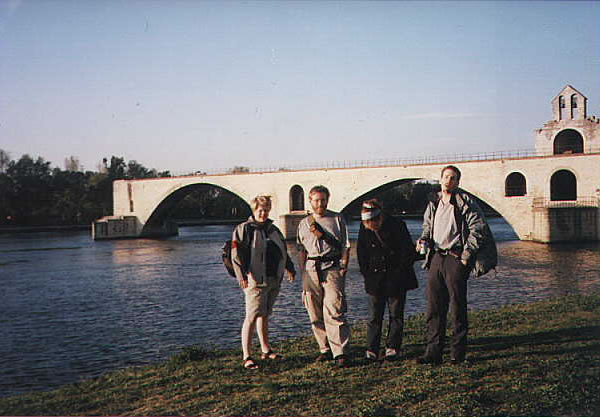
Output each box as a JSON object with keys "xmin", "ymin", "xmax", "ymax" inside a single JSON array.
[
  {"xmin": 571, "ymin": 94, "xmax": 579, "ymax": 119},
  {"xmin": 559, "ymin": 95, "xmax": 566, "ymax": 120},
  {"xmin": 553, "ymin": 129, "xmax": 583, "ymax": 155},
  {"xmin": 289, "ymin": 185, "xmax": 304, "ymax": 211},
  {"xmin": 550, "ymin": 170, "xmax": 577, "ymax": 201},
  {"xmin": 505, "ymin": 172, "xmax": 526, "ymax": 197}
]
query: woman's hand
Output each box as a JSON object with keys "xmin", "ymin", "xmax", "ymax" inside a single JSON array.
[
  {"xmin": 287, "ymin": 270, "xmax": 296, "ymax": 282},
  {"xmin": 239, "ymin": 271, "xmax": 253, "ymax": 289},
  {"xmin": 239, "ymin": 277, "xmax": 248, "ymax": 289}
]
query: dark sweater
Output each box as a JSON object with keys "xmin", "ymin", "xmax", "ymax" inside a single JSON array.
[{"xmin": 357, "ymin": 215, "xmax": 418, "ymax": 296}]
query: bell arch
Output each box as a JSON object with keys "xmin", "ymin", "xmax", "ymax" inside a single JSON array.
[
  {"xmin": 550, "ymin": 169, "xmax": 577, "ymax": 201},
  {"xmin": 505, "ymin": 172, "xmax": 527, "ymax": 197},
  {"xmin": 571, "ymin": 94, "xmax": 579, "ymax": 119},
  {"xmin": 553, "ymin": 129, "xmax": 583, "ymax": 155}
]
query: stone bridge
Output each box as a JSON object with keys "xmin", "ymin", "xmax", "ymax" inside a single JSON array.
[{"xmin": 93, "ymin": 85, "xmax": 600, "ymax": 243}]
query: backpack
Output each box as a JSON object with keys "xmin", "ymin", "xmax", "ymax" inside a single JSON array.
[
  {"xmin": 471, "ymin": 222, "xmax": 498, "ymax": 278},
  {"xmin": 454, "ymin": 195, "xmax": 498, "ymax": 278},
  {"xmin": 222, "ymin": 224, "xmax": 256, "ymax": 278}
]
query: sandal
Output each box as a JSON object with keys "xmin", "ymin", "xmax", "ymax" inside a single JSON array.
[
  {"xmin": 261, "ymin": 350, "xmax": 282, "ymax": 360},
  {"xmin": 243, "ymin": 357, "xmax": 259, "ymax": 369}
]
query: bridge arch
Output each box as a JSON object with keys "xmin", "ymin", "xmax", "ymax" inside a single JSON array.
[
  {"xmin": 141, "ymin": 182, "xmax": 250, "ymax": 235},
  {"xmin": 553, "ymin": 129, "xmax": 584, "ymax": 155},
  {"xmin": 338, "ymin": 177, "xmax": 519, "ymax": 239},
  {"xmin": 289, "ymin": 185, "xmax": 305, "ymax": 212},
  {"xmin": 340, "ymin": 178, "xmax": 419, "ymax": 214},
  {"xmin": 550, "ymin": 169, "xmax": 577, "ymax": 201},
  {"xmin": 505, "ymin": 172, "xmax": 527, "ymax": 197},
  {"xmin": 340, "ymin": 178, "xmax": 421, "ymax": 216}
]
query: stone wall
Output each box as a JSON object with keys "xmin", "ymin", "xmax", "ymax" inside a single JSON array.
[{"xmin": 532, "ymin": 207, "xmax": 598, "ymax": 243}]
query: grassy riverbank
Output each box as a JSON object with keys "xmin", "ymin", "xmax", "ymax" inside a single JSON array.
[{"xmin": 2, "ymin": 294, "xmax": 599, "ymax": 416}]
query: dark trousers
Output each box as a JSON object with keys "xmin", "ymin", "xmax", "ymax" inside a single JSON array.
[
  {"xmin": 366, "ymin": 291, "xmax": 407, "ymax": 354},
  {"xmin": 425, "ymin": 252, "xmax": 469, "ymax": 359}
]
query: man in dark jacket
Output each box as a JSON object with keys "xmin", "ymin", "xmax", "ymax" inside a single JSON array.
[
  {"xmin": 416, "ymin": 165, "xmax": 496, "ymax": 365},
  {"xmin": 357, "ymin": 199, "xmax": 418, "ymax": 361}
]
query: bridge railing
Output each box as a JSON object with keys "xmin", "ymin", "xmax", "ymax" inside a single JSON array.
[
  {"xmin": 174, "ymin": 145, "xmax": 600, "ymax": 177},
  {"xmin": 532, "ymin": 197, "xmax": 600, "ymax": 209}
]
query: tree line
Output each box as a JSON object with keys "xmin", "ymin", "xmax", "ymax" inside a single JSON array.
[
  {"xmin": 0, "ymin": 151, "xmax": 255, "ymax": 228},
  {"xmin": 0, "ymin": 152, "xmax": 170, "ymax": 227}
]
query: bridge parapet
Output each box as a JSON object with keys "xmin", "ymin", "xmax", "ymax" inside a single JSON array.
[
  {"xmin": 172, "ymin": 146, "xmax": 600, "ymax": 177},
  {"xmin": 532, "ymin": 197, "xmax": 599, "ymax": 209}
]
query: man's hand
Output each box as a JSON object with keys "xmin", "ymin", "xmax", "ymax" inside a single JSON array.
[
  {"xmin": 309, "ymin": 222, "xmax": 324, "ymax": 239},
  {"xmin": 339, "ymin": 266, "xmax": 348, "ymax": 277},
  {"xmin": 340, "ymin": 249, "xmax": 350, "ymax": 278}
]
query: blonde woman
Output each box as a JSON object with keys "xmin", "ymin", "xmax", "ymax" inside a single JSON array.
[{"xmin": 231, "ymin": 195, "xmax": 296, "ymax": 369}]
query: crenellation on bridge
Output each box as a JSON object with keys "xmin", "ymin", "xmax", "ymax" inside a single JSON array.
[{"xmin": 94, "ymin": 86, "xmax": 600, "ymax": 243}]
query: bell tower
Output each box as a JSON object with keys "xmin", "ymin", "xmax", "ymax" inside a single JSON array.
[
  {"xmin": 552, "ymin": 85, "xmax": 587, "ymax": 121},
  {"xmin": 535, "ymin": 85, "xmax": 600, "ymax": 155}
]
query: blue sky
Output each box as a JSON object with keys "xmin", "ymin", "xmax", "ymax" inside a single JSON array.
[{"xmin": 1, "ymin": 0, "xmax": 599, "ymax": 174}]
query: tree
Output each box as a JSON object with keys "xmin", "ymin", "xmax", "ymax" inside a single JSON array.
[
  {"xmin": 106, "ymin": 156, "xmax": 127, "ymax": 179},
  {"xmin": 64, "ymin": 156, "xmax": 82, "ymax": 172},
  {"xmin": 5, "ymin": 154, "xmax": 53, "ymax": 225},
  {"xmin": 127, "ymin": 160, "xmax": 152, "ymax": 179},
  {"xmin": 0, "ymin": 149, "xmax": 10, "ymax": 173},
  {"xmin": 50, "ymin": 168, "xmax": 91, "ymax": 224}
]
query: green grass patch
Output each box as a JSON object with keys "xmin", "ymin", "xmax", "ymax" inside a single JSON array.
[{"xmin": 1, "ymin": 294, "xmax": 599, "ymax": 416}]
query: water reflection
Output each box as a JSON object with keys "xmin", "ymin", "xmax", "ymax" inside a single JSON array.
[{"xmin": 0, "ymin": 220, "xmax": 599, "ymax": 398}]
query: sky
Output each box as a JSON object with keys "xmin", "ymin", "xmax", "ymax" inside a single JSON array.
[{"xmin": 1, "ymin": 0, "xmax": 599, "ymax": 175}]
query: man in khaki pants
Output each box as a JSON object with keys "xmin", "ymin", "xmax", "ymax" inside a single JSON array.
[{"xmin": 297, "ymin": 185, "xmax": 351, "ymax": 367}]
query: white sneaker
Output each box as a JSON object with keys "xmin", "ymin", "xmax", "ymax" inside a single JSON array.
[
  {"xmin": 365, "ymin": 350, "xmax": 377, "ymax": 360},
  {"xmin": 385, "ymin": 348, "xmax": 398, "ymax": 359}
]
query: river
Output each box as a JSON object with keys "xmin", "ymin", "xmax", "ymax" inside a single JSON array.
[{"xmin": 1, "ymin": 218, "xmax": 599, "ymax": 397}]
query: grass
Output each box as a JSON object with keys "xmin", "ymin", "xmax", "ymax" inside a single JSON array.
[{"xmin": 1, "ymin": 294, "xmax": 599, "ymax": 416}]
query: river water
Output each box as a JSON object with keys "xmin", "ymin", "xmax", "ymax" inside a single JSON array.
[{"xmin": 1, "ymin": 218, "xmax": 599, "ymax": 397}]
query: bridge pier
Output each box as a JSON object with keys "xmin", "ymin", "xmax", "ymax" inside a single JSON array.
[
  {"xmin": 531, "ymin": 205, "xmax": 599, "ymax": 243},
  {"xmin": 279, "ymin": 213, "xmax": 307, "ymax": 241},
  {"xmin": 92, "ymin": 216, "xmax": 178, "ymax": 240}
]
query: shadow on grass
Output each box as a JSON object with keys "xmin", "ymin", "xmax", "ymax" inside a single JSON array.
[{"xmin": 469, "ymin": 325, "xmax": 600, "ymax": 361}]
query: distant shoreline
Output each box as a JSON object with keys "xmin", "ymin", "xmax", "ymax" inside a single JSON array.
[
  {"xmin": 0, "ymin": 213, "xmax": 502, "ymax": 235},
  {"xmin": 0, "ymin": 224, "xmax": 91, "ymax": 234},
  {"xmin": 0, "ymin": 219, "xmax": 243, "ymax": 235}
]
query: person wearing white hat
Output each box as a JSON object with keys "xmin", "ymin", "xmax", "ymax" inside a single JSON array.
[{"xmin": 357, "ymin": 199, "xmax": 418, "ymax": 361}]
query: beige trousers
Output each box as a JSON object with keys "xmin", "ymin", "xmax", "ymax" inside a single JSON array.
[{"xmin": 303, "ymin": 268, "xmax": 350, "ymax": 357}]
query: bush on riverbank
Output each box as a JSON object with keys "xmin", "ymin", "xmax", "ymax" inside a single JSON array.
[{"xmin": 1, "ymin": 294, "xmax": 599, "ymax": 416}]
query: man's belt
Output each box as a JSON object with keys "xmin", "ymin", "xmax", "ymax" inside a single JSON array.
[
  {"xmin": 435, "ymin": 247, "xmax": 462, "ymax": 258},
  {"xmin": 307, "ymin": 254, "xmax": 341, "ymax": 282}
]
